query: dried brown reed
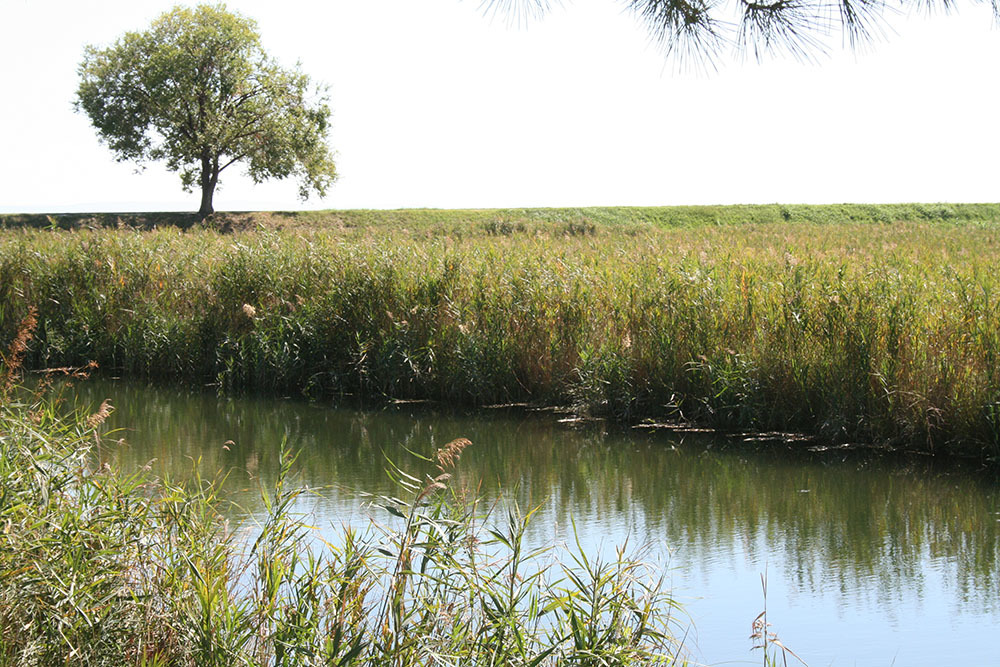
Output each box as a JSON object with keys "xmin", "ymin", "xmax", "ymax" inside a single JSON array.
[{"xmin": 0, "ymin": 306, "xmax": 36, "ymax": 398}]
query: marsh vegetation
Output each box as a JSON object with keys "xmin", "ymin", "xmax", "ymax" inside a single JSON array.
[{"xmin": 2, "ymin": 204, "xmax": 999, "ymax": 457}]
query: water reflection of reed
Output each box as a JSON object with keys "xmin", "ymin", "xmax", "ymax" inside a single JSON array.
[{"xmin": 79, "ymin": 379, "xmax": 1000, "ymax": 616}]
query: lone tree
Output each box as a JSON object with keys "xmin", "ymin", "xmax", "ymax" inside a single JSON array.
[{"xmin": 76, "ymin": 4, "xmax": 336, "ymax": 217}]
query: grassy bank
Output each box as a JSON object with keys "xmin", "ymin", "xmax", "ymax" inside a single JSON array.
[
  {"xmin": 1, "ymin": 206, "xmax": 999, "ymax": 457},
  {"xmin": 5, "ymin": 201, "xmax": 1000, "ymax": 233}
]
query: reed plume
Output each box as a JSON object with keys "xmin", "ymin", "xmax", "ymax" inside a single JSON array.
[{"xmin": 1, "ymin": 307, "xmax": 37, "ymax": 399}]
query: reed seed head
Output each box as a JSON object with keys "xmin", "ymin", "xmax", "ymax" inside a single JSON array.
[
  {"xmin": 86, "ymin": 399, "xmax": 114, "ymax": 428},
  {"xmin": 435, "ymin": 438, "xmax": 472, "ymax": 472}
]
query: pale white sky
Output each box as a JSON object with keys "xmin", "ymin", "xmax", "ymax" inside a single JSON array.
[{"xmin": 1, "ymin": 0, "xmax": 998, "ymax": 213}]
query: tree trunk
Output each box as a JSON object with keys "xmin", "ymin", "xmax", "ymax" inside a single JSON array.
[
  {"xmin": 198, "ymin": 184, "xmax": 215, "ymax": 218},
  {"xmin": 197, "ymin": 151, "xmax": 219, "ymax": 218}
]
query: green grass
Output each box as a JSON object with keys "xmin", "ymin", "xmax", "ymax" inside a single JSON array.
[
  {"xmin": 2, "ymin": 205, "xmax": 1000, "ymax": 457},
  {"xmin": 5, "ymin": 202, "xmax": 1000, "ymax": 233}
]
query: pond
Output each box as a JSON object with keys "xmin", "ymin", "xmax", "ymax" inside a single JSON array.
[{"xmin": 75, "ymin": 379, "xmax": 1000, "ymax": 666}]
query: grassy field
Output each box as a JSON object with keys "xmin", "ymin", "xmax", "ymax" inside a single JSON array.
[
  {"xmin": 4, "ymin": 202, "xmax": 1000, "ymax": 233},
  {"xmin": 2, "ymin": 204, "xmax": 999, "ymax": 458}
]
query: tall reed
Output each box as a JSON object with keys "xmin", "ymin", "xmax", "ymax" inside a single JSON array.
[{"xmin": 2, "ymin": 216, "xmax": 999, "ymax": 456}]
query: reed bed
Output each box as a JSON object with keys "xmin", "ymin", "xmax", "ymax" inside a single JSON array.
[
  {"xmin": 0, "ymin": 331, "xmax": 686, "ymax": 665},
  {"xmin": 1, "ymin": 212, "xmax": 999, "ymax": 456}
]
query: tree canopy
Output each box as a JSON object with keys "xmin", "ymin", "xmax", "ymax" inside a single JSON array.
[
  {"xmin": 483, "ymin": 0, "xmax": 998, "ymax": 64},
  {"xmin": 76, "ymin": 4, "xmax": 336, "ymax": 217}
]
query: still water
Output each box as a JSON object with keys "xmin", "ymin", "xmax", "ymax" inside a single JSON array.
[{"xmin": 75, "ymin": 379, "xmax": 1000, "ymax": 666}]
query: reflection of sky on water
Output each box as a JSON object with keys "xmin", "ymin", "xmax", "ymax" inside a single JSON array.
[{"xmin": 76, "ymin": 379, "xmax": 1000, "ymax": 666}]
